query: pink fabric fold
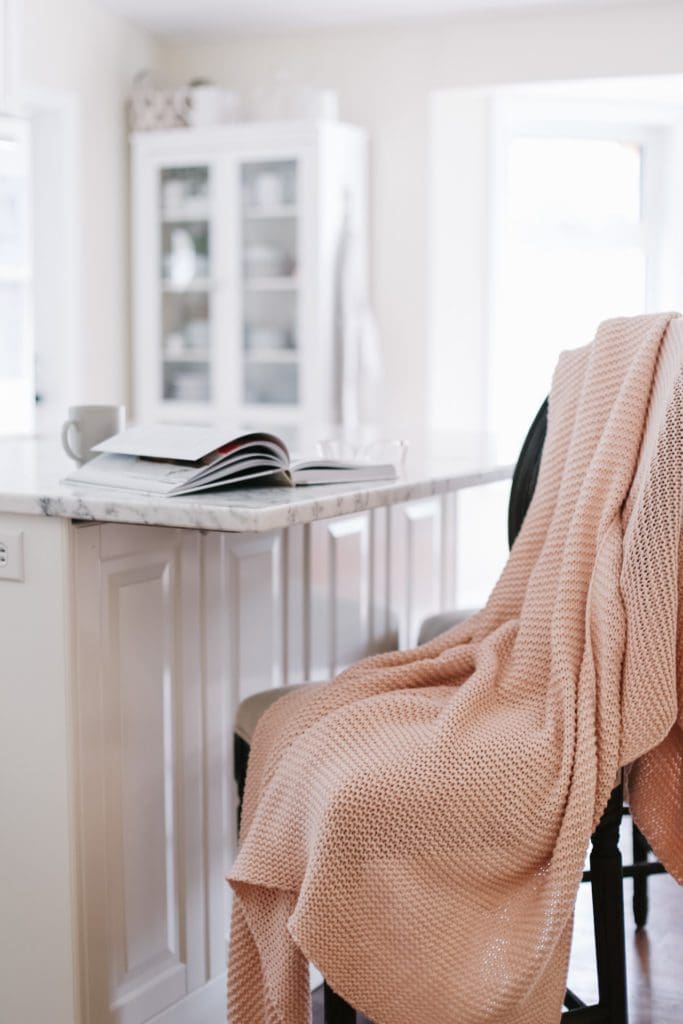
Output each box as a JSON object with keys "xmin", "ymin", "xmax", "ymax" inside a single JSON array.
[{"xmin": 229, "ymin": 313, "xmax": 683, "ymax": 1024}]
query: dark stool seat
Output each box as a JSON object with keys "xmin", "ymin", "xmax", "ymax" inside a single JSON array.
[{"xmin": 234, "ymin": 683, "xmax": 321, "ymax": 746}]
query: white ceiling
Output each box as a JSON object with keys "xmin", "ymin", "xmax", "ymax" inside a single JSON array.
[{"xmin": 98, "ymin": 0, "xmax": 665, "ymax": 37}]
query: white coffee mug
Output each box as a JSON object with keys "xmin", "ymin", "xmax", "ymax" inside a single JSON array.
[{"xmin": 61, "ymin": 405, "xmax": 126, "ymax": 464}]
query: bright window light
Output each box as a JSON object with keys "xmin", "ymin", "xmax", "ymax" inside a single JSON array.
[
  {"xmin": 491, "ymin": 126, "xmax": 658, "ymax": 462},
  {"xmin": 0, "ymin": 116, "xmax": 33, "ymax": 435},
  {"xmin": 507, "ymin": 137, "xmax": 643, "ymax": 230}
]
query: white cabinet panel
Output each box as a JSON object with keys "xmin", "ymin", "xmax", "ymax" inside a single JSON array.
[
  {"xmin": 440, "ymin": 491, "xmax": 459, "ymax": 612},
  {"xmin": 74, "ymin": 526, "xmax": 210, "ymax": 1024},
  {"xmin": 284, "ymin": 522, "xmax": 309, "ymax": 685},
  {"xmin": 309, "ymin": 513, "xmax": 370, "ymax": 679},
  {"xmin": 5, "ymin": 475, "xmax": 509, "ymax": 1024},
  {"xmin": 287, "ymin": 512, "xmax": 398, "ymax": 688},
  {"xmin": 70, "ymin": 502, "xmax": 463, "ymax": 1024},
  {"xmin": 210, "ymin": 529, "xmax": 286, "ymax": 941},
  {"xmin": 369, "ymin": 505, "xmax": 399, "ymax": 653},
  {"xmin": 201, "ymin": 531, "xmax": 234, "ymax": 977},
  {"xmin": 220, "ymin": 531, "xmax": 285, "ymax": 700},
  {"xmin": 110, "ymin": 572, "xmax": 180, "ymax": 977},
  {"xmin": 391, "ymin": 497, "xmax": 443, "ymax": 647}
]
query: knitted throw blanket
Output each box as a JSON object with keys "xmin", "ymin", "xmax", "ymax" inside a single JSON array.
[{"xmin": 229, "ymin": 313, "xmax": 683, "ymax": 1024}]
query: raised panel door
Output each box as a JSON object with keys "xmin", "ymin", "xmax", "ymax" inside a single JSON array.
[{"xmin": 74, "ymin": 526, "xmax": 209, "ymax": 1024}]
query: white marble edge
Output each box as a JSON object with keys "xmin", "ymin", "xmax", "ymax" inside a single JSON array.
[{"xmin": 0, "ymin": 438, "xmax": 514, "ymax": 534}]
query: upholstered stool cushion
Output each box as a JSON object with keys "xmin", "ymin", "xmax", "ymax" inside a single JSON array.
[
  {"xmin": 417, "ymin": 609, "xmax": 475, "ymax": 645},
  {"xmin": 235, "ymin": 683, "xmax": 325, "ymax": 744},
  {"xmin": 236, "ymin": 617, "xmax": 475, "ymax": 744}
]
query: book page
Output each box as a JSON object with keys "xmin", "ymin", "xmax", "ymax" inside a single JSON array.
[
  {"xmin": 290, "ymin": 462, "xmax": 397, "ymax": 485},
  {"xmin": 93, "ymin": 425, "xmax": 242, "ymax": 462},
  {"xmin": 64, "ymin": 453, "xmax": 201, "ymax": 494}
]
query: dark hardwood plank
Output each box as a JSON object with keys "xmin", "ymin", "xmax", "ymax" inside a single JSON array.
[{"xmin": 569, "ymin": 859, "xmax": 683, "ymax": 1022}]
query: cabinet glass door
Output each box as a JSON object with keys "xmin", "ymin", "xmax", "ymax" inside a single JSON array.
[
  {"xmin": 159, "ymin": 165, "xmax": 212, "ymax": 404},
  {"xmin": 0, "ymin": 117, "xmax": 33, "ymax": 434},
  {"xmin": 240, "ymin": 159, "xmax": 299, "ymax": 409}
]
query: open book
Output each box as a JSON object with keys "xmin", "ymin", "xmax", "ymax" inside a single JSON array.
[{"xmin": 63, "ymin": 425, "xmax": 398, "ymax": 497}]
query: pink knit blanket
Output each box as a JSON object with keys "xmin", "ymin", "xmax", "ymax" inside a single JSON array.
[{"xmin": 229, "ymin": 313, "xmax": 683, "ymax": 1024}]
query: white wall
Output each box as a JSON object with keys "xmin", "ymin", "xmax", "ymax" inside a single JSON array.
[
  {"xmin": 429, "ymin": 89, "xmax": 492, "ymax": 449},
  {"xmin": 21, "ymin": 0, "xmax": 159, "ymax": 414},
  {"xmin": 158, "ymin": 2, "xmax": 683, "ymax": 438}
]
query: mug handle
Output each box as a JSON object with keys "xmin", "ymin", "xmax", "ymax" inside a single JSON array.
[{"xmin": 61, "ymin": 419, "xmax": 81, "ymax": 462}]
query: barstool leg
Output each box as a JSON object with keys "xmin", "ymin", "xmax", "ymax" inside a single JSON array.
[
  {"xmin": 234, "ymin": 734, "xmax": 251, "ymax": 834},
  {"xmin": 590, "ymin": 784, "xmax": 628, "ymax": 1024},
  {"xmin": 323, "ymin": 981, "xmax": 356, "ymax": 1023},
  {"xmin": 632, "ymin": 823, "xmax": 650, "ymax": 930}
]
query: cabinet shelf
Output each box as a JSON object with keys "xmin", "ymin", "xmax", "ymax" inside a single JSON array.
[
  {"xmin": 162, "ymin": 205, "xmax": 210, "ymax": 223},
  {"xmin": 243, "ymin": 204, "xmax": 298, "ymax": 220},
  {"xmin": 162, "ymin": 278, "xmax": 213, "ymax": 293},
  {"xmin": 244, "ymin": 349, "xmax": 298, "ymax": 363},
  {"xmin": 163, "ymin": 351, "xmax": 210, "ymax": 363},
  {"xmin": 243, "ymin": 276, "xmax": 298, "ymax": 292}
]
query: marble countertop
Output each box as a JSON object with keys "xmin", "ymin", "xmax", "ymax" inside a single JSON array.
[{"xmin": 0, "ymin": 436, "xmax": 513, "ymax": 533}]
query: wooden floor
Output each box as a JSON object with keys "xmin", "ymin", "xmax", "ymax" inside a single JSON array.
[
  {"xmin": 567, "ymin": 824, "xmax": 683, "ymax": 1023},
  {"xmin": 312, "ymin": 822, "xmax": 683, "ymax": 1023}
]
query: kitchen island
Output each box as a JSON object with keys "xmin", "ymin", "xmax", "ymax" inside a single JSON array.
[{"xmin": 0, "ymin": 436, "xmax": 511, "ymax": 1024}]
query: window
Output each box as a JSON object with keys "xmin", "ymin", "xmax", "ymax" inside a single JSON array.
[
  {"xmin": 429, "ymin": 79, "xmax": 683, "ymax": 607},
  {"xmin": 430, "ymin": 81, "xmax": 683, "ymax": 462},
  {"xmin": 0, "ymin": 115, "xmax": 33, "ymax": 434},
  {"xmin": 490, "ymin": 105, "xmax": 670, "ymax": 461}
]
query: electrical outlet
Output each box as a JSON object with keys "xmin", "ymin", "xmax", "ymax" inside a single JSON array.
[{"xmin": 0, "ymin": 530, "xmax": 24, "ymax": 582}]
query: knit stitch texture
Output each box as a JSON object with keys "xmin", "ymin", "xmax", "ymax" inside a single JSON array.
[{"xmin": 229, "ymin": 313, "xmax": 683, "ymax": 1024}]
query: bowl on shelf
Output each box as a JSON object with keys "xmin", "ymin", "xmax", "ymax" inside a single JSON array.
[
  {"xmin": 162, "ymin": 198, "xmax": 210, "ymax": 222},
  {"xmin": 172, "ymin": 369, "xmax": 210, "ymax": 402},
  {"xmin": 245, "ymin": 325, "xmax": 292, "ymax": 351},
  {"xmin": 162, "ymin": 174, "xmax": 209, "ymax": 219},
  {"xmin": 164, "ymin": 332, "xmax": 186, "ymax": 357},
  {"xmin": 185, "ymin": 318, "xmax": 210, "ymax": 349},
  {"xmin": 251, "ymin": 171, "xmax": 286, "ymax": 208},
  {"xmin": 243, "ymin": 244, "xmax": 292, "ymax": 279},
  {"xmin": 245, "ymin": 363, "xmax": 298, "ymax": 404}
]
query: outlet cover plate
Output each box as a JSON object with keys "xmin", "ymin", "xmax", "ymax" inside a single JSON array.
[{"xmin": 0, "ymin": 530, "xmax": 24, "ymax": 582}]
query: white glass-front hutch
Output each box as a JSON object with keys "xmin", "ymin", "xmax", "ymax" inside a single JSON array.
[{"xmin": 132, "ymin": 121, "xmax": 368, "ymax": 439}]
